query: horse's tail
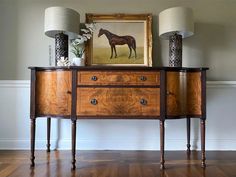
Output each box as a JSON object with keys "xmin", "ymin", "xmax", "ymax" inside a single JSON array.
[{"xmin": 132, "ymin": 37, "xmax": 136, "ymax": 49}]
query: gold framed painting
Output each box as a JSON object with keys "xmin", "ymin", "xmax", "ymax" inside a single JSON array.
[{"xmin": 85, "ymin": 13, "xmax": 152, "ymax": 66}]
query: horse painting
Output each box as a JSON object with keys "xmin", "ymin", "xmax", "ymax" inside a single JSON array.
[{"xmin": 98, "ymin": 28, "xmax": 137, "ymax": 59}]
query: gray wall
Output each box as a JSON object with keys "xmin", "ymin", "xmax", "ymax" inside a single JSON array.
[{"xmin": 1, "ymin": 0, "xmax": 236, "ymax": 80}]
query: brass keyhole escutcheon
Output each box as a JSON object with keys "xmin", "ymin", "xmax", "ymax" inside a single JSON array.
[
  {"xmin": 140, "ymin": 99, "xmax": 147, "ymax": 105},
  {"xmin": 140, "ymin": 76, "xmax": 147, "ymax": 81},
  {"xmin": 90, "ymin": 99, "xmax": 98, "ymax": 105},
  {"xmin": 91, "ymin": 76, "xmax": 98, "ymax": 81}
]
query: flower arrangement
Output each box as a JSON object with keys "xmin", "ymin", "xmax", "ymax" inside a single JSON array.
[
  {"xmin": 57, "ymin": 57, "xmax": 71, "ymax": 66},
  {"xmin": 71, "ymin": 23, "xmax": 96, "ymax": 58}
]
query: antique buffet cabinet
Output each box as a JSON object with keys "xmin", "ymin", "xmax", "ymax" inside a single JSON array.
[{"xmin": 29, "ymin": 66, "xmax": 208, "ymax": 169}]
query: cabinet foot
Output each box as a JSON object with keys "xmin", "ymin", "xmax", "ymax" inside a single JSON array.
[
  {"xmin": 201, "ymin": 161, "xmax": 206, "ymax": 168},
  {"xmin": 71, "ymin": 160, "xmax": 76, "ymax": 170},
  {"xmin": 160, "ymin": 162, "xmax": 165, "ymax": 170},
  {"xmin": 46, "ymin": 146, "xmax": 51, "ymax": 153},
  {"xmin": 30, "ymin": 156, "xmax": 35, "ymax": 167},
  {"xmin": 187, "ymin": 144, "xmax": 191, "ymax": 155}
]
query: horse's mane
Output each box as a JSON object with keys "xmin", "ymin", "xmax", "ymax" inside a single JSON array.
[{"xmin": 102, "ymin": 29, "xmax": 120, "ymax": 38}]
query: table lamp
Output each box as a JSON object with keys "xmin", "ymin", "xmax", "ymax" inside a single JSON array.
[
  {"xmin": 159, "ymin": 7, "xmax": 194, "ymax": 67},
  {"xmin": 44, "ymin": 7, "xmax": 80, "ymax": 65}
]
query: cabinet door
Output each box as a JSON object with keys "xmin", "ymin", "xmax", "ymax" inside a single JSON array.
[
  {"xmin": 186, "ymin": 72, "xmax": 202, "ymax": 116},
  {"xmin": 35, "ymin": 71, "xmax": 72, "ymax": 116},
  {"xmin": 167, "ymin": 72, "xmax": 186, "ymax": 117},
  {"xmin": 167, "ymin": 71, "xmax": 202, "ymax": 117}
]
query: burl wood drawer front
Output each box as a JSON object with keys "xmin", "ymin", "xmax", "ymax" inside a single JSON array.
[
  {"xmin": 167, "ymin": 72, "xmax": 202, "ymax": 117},
  {"xmin": 35, "ymin": 71, "xmax": 72, "ymax": 116},
  {"xmin": 77, "ymin": 88, "xmax": 160, "ymax": 116},
  {"xmin": 77, "ymin": 71, "xmax": 160, "ymax": 85}
]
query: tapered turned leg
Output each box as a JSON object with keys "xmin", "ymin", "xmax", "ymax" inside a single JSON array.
[
  {"xmin": 71, "ymin": 120, "xmax": 77, "ymax": 170},
  {"xmin": 30, "ymin": 118, "xmax": 36, "ymax": 167},
  {"xmin": 187, "ymin": 118, "xmax": 191, "ymax": 155},
  {"xmin": 47, "ymin": 117, "xmax": 51, "ymax": 152},
  {"xmin": 160, "ymin": 120, "xmax": 165, "ymax": 170},
  {"xmin": 201, "ymin": 119, "xmax": 206, "ymax": 168}
]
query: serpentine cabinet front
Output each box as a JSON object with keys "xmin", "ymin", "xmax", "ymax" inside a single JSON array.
[{"xmin": 29, "ymin": 66, "xmax": 208, "ymax": 170}]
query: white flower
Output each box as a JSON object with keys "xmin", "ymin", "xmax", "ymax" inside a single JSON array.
[
  {"xmin": 82, "ymin": 36, "xmax": 88, "ymax": 41},
  {"xmin": 70, "ymin": 23, "xmax": 96, "ymax": 58},
  {"xmin": 85, "ymin": 23, "xmax": 96, "ymax": 32},
  {"xmin": 83, "ymin": 33, "xmax": 92, "ymax": 39},
  {"xmin": 57, "ymin": 57, "xmax": 71, "ymax": 66},
  {"xmin": 74, "ymin": 36, "xmax": 85, "ymax": 44},
  {"xmin": 81, "ymin": 29, "xmax": 90, "ymax": 33}
]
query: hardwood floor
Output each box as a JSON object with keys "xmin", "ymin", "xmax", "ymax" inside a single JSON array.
[{"xmin": 0, "ymin": 150, "xmax": 235, "ymax": 177}]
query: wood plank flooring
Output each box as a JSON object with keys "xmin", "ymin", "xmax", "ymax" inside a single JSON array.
[{"xmin": 0, "ymin": 150, "xmax": 235, "ymax": 177}]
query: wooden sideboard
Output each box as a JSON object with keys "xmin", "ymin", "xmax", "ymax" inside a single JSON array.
[{"xmin": 29, "ymin": 66, "xmax": 208, "ymax": 170}]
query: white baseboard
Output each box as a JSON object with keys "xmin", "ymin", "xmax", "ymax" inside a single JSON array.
[{"xmin": 0, "ymin": 139, "xmax": 235, "ymax": 150}]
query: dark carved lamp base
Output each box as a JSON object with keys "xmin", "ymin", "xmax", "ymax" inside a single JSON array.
[
  {"xmin": 55, "ymin": 33, "xmax": 68, "ymax": 66},
  {"xmin": 169, "ymin": 34, "xmax": 182, "ymax": 67}
]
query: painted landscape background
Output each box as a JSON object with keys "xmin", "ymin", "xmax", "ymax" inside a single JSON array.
[
  {"xmin": 92, "ymin": 22, "xmax": 146, "ymax": 65},
  {"xmin": 93, "ymin": 46, "xmax": 144, "ymax": 64}
]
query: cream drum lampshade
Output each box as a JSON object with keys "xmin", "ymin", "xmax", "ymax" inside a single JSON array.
[
  {"xmin": 159, "ymin": 7, "xmax": 194, "ymax": 67},
  {"xmin": 44, "ymin": 7, "xmax": 80, "ymax": 65}
]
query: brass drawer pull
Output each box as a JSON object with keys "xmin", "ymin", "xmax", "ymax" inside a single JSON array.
[
  {"xmin": 91, "ymin": 76, "xmax": 98, "ymax": 81},
  {"xmin": 140, "ymin": 76, "xmax": 147, "ymax": 81},
  {"xmin": 140, "ymin": 99, "xmax": 147, "ymax": 105},
  {"xmin": 90, "ymin": 99, "xmax": 98, "ymax": 105}
]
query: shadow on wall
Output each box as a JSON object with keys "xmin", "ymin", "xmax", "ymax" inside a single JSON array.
[
  {"xmin": 152, "ymin": 15, "xmax": 163, "ymax": 67},
  {"xmin": 185, "ymin": 23, "xmax": 231, "ymax": 149},
  {"xmin": 185, "ymin": 22, "xmax": 229, "ymax": 77},
  {"xmin": 185, "ymin": 23, "xmax": 225, "ymax": 147}
]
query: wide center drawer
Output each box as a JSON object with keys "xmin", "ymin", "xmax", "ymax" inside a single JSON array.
[
  {"xmin": 77, "ymin": 71, "xmax": 160, "ymax": 85},
  {"xmin": 77, "ymin": 88, "xmax": 160, "ymax": 116}
]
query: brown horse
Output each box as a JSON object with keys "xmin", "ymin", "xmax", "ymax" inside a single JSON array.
[{"xmin": 98, "ymin": 28, "xmax": 137, "ymax": 59}]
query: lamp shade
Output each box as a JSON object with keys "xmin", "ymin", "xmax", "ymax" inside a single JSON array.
[
  {"xmin": 44, "ymin": 6, "xmax": 80, "ymax": 39},
  {"xmin": 159, "ymin": 7, "xmax": 194, "ymax": 39}
]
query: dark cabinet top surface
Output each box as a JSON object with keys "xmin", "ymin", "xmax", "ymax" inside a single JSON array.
[{"xmin": 29, "ymin": 66, "xmax": 209, "ymax": 71}]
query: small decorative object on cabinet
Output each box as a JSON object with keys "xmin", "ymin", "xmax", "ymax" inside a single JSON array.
[
  {"xmin": 159, "ymin": 7, "xmax": 194, "ymax": 67},
  {"xmin": 57, "ymin": 57, "xmax": 72, "ymax": 66},
  {"xmin": 29, "ymin": 66, "xmax": 208, "ymax": 170},
  {"xmin": 71, "ymin": 23, "xmax": 96, "ymax": 66},
  {"xmin": 72, "ymin": 57, "xmax": 85, "ymax": 66}
]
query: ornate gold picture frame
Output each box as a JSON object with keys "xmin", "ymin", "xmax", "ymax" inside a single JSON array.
[{"xmin": 85, "ymin": 13, "xmax": 152, "ymax": 66}]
